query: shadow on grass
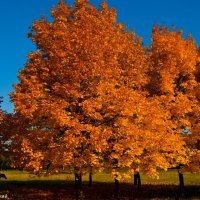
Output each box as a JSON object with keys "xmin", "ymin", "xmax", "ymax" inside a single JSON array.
[{"xmin": 0, "ymin": 180, "xmax": 199, "ymax": 199}]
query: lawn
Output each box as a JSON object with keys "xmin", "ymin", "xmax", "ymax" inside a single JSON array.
[
  {"xmin": 1, "ymin": 169, "xmax": 199, "ymax": 184},
  {"xmin": 0, "ymin": 169, "xmax": 199, "ymax": 199}
]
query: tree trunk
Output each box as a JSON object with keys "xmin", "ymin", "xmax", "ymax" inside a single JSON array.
[
  {"xmin": 75, "ymin": 172, "xmax": 82, "ymax": 188},
  {"xmin": 134, "ymin": 173, "xmax": 138, "ymax": 185},
  {"xmin": 178, "ymin": 169, "xmax": 184, "ymax": 190},
  {"xmin": 134, "ymin": 172, "xmax": 141, "ymax": 190},
  {"xmin": 74, "ymin": 168, "xmax": 82, "ymax": 199},
  {"xmin": 177, "ymin": 167, "xmax": 184, "ymax": 198},
  {"xmin": 114, "ymin": 178, "xmax": 120, "ymax": 198}
]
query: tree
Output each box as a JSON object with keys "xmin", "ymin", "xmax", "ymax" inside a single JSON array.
[
  {"xmin": 0, "ymin": 97, "xmax": 10, "ymax": 158},
  {"xmin": 146, "ymin": 25, "xmax": 199, "ymax": 189},
  {"xmin": 183, "ymin": 49, "xmax": 200, "ymax": 175},
  {"xmin": 86, "ymin": 26, "xmax": 188, "ymax": 194},
  {"xmin": 10, "ymin": 0, "xmax": 148, "ymax": 187}
]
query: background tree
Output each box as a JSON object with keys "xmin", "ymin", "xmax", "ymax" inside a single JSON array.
[
  {"xmin": 184, "ymin": 49, "xmax": 200, "ymax": 174},
  {"xmin": 146, "ymin": 25, "xmax": 199, "ymax": 189},
  {"xmin": 0, "ymin": 97, "xmax": 11, "ymax": 161}
]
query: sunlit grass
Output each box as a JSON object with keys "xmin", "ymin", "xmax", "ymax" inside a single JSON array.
[
  {"xmin": 141, "ymin": 169, "xmax": 200, "ymax": 185},
  {"xmin": 0, "ymin": 169, "xmax": 199, "ymax": 185}
]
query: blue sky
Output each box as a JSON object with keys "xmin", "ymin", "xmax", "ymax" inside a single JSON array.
[{"xmin": 1, "ymin": 0, "xmax": 200, "ymax": 113}]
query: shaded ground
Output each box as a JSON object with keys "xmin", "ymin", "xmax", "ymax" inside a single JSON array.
[{"xmin": 0, "ymin": 181, "xmax": 199, "ymax": 200}]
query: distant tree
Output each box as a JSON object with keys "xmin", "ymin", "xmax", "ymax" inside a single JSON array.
[
  {"xmin": 0, "ymin": 97, "xmax": 10, "ymax": 157},
  {"xmin": 0, "ymin": 155, "xmax": 12, "ymax": 170}
]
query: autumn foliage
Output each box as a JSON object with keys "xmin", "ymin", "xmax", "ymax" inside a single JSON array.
[{"xmin": 9, "ymin": 0, "xmax": 200, "ymax": 182}]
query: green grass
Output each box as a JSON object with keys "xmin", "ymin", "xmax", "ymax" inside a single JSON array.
[{"xmin": 0, "ymin": 169, "xmax": 199, "ymax": 185}]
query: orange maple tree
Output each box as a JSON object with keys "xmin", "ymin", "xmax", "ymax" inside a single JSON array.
[
  {"xmin": 146, "ymin": 25, "xmax": 200, "ymax": 187},
  {"xmin": 10, "ymin": 0, "xmax": 146, "ymax": 180},
  {"xmin": 184, "ymin": 49, "xmax": 200, "ymax": 174}
]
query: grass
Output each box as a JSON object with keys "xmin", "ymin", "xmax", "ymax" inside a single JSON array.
[
  {"xmin": 0, "ymin": 169, "xmax": 199, "ymax": 199},
  {"xmin": 0, "ymin": 169, "xmax": 199, "ymax": 185}
]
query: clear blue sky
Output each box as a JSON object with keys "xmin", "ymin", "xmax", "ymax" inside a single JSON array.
[{"xmin": 1, "ymin": 0, "xmax": 200, "ymax": 113}]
